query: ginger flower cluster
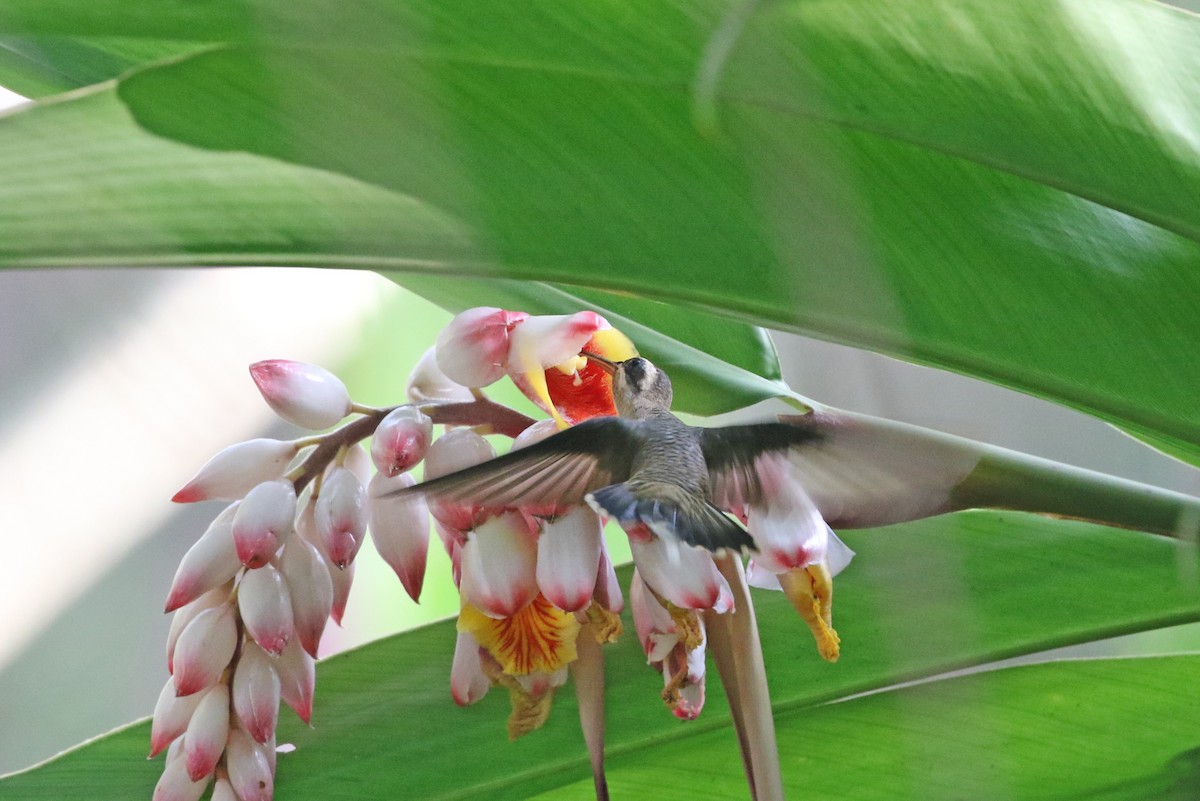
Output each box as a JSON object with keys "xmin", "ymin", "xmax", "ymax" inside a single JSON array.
[{"xmin": 152, "ymin": 308, "xmax": 852, "ymax": 801}]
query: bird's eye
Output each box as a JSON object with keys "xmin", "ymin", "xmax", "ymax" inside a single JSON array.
[{"xmin": 623, "ymin": 358, "xmax": 646, "ymax": 385}]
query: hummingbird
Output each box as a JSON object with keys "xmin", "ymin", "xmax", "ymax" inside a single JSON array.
[{"xmin": 389, "ymin": 353, "xmax": 826, "ymax": 555}]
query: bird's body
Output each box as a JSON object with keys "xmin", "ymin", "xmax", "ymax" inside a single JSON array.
[{"xmin": 391, "ymin": 355, "xmax": 825, "ymax": 553}]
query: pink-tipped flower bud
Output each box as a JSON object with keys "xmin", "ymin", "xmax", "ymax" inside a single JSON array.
[
  {"xmin": 173, "ymin": 605, "xmax": 237, "ymax": 697},
  {"xmin": 423, "ymin": 429, "xmax": 497, "ymax": 530},
  {"xmin": 406, "ymin": 346, "xmax": 474, "ymax": 404},
  {"xmin": 370, "ymin": 406, "xmax": 432, "ymax": 477},
  {"xmin": 184, "ymin": 684, "xmax": 230, "ymax": 781},
  {"xmin": 278, "ymin": 537, "xmax": 333, "ymax": 658},
  {"xmin": 449, "ymin": 630, "xmax": 490, "ymax": 706},
  {"xmin": 275, "ymin": 638, "xmax": 315, "ymax": 724},
  {"xmin": 460, "ymin": 511, "xmax": 539, "ymax": 619},
  {"xmin": 298, "ymin": 490, "xmax": 354, "ymax": 624},
  {"xmin": 327, "ymin": 555, "xmax": 354, "ymax": 626},
  {"xmin": 149, "ymin": 677, "xmax": 203, "ymax": 758},
  {"xmin": 167, "ymin": 586, "xmax": 231, "ymax": 673},
  {"xmin": 152, "ymin": 740, "xmax": 209, "ymax": 801},
  {"xmin": 435, "ymin": 307, "xmax": 529, "ymax": 387},
  {"xmin": 164, "ymin": 503, "xmax": 242, "ymax": 613},
  {"xmin": 368, "ymin": 472, "xmax": 430, "ymax": 603},
  {"xmin": 233, "ymin": 481, "xmax": 297, "ymax": 568},
  {"xmin": 249, "ymin": 359, "xmax": 352, "ymax": 430},
  {"xmin": 508, "ymin": 311, "xmax": 611, "ymax": 375},
  {"xmin": 233, "ymin": 641, "xmax": 282, "ymax": 743},
  {"xmin": 211, "ymin": 777, "xmax": 238, "ymax": 801},
  {"xmin": 629, "ymin": 535, "xmax": 734, "ymax": 613},
  {"xmin": 536, "ymin": 506, "xmax": 603, "ymax": 613},
  {"xmin": 172, "ymin": 439, "xmax": 298, "ymax": 503},
  {"xmin": 238, "ymin": 563, "xmax": 294, "ymax": 656},
  {"xmin": 315, "ymin": 467, "xmax": 367, "ymax": 568},
  {"xmin": 226, "ymin": 728, "xmax": 275, "ymax": 801}
]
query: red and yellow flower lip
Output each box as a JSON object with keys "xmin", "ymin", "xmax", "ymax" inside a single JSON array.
[{"xmin": 515, "ymin": 326, "xmax": 638, "ymax": 427}]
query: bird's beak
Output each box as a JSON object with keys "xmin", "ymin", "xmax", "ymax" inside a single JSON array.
[{"xmin": 581, "ymin": 350, "xmax": 617, "ymax": 375}]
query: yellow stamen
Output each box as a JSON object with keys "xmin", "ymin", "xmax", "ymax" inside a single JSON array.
[
  {"xmin": 779, "ymin": 563, "xmax": 840, "ymax": 662},
  {"xmin": 458, "ymin": 596, "xmax": 581, "ymax": 675},
  {"xmin": 666, "ymin": 603, "xmax": 705, "ymax": 651},
  {"xmin": 583, "ymin": 602, "xmax": 623, "ymax": 644},
  {"xmin": 661, "ymin": 660, "xmax": 690, "ymax": 709},
  {"xmin": 553, "ymin": 355, "xmax": 588, "ymax": 375},
  {"xmin": 498, "ymin": 673, "xmax": 555, "ymax": 741}
]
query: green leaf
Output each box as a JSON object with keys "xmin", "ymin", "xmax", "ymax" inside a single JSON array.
[
  {"xmin": 0, "ymin": 0, "xmax": 1198, "ymax": 453},
  {"xmin": 0, "ymin": 36, "xmax": 190, "ymax": 97},
  {"xmin": 4, "ymin": 513, "xmax": 1198, "ymax": 798},
  {"xmin": 565, "ymin": 655, "xmax": 1200, "ymax": 801}
]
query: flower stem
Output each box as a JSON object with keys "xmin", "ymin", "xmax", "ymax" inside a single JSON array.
[
  {"xmin": 572, "ymin": 623, "xmax": 609, "ymax": 801},
  {"xmin": 290, "ymin": 398, "xmax": 538, "ymax": 493},
  {"xmin": 708, "ymin": 554, "xmax": 784, "ymax": 801}
]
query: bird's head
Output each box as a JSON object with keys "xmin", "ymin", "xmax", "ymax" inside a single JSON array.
[{"xmin": 582, "ymin": 353, "xmax": 673, "ymax": 417}]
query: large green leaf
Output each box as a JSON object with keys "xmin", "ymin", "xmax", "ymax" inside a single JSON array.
[
  {"xmin": 561, "ymin": 655, "xmax": 1200, "ymax": 801},
  {"xmin": 4, "ymin": 513, "xmax": 1199, "ymax": 798},
  {"xmin": 0, "ymin": 87, "xmax": 791, "ymax": 417},
  {"xmin": 0, "ymin": 0, "xmax": 1199, "ymax": 456}
]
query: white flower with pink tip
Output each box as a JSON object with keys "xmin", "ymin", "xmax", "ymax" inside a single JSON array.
[{"xmin": 249, "ymin": 359, "xmax": 353, "ymax": 430}]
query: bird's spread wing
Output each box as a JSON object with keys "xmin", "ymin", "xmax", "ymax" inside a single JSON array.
[
  {"xmin": 700, "ymin": 411, "xmax": 981, "ymax": 528},
  {"xmin": 389, "ymin": 416, "xmax": 642, "ymax": 508},
  {"xmin": 700, "ymin": 418, "xmax": 827, "ymax": 509}
]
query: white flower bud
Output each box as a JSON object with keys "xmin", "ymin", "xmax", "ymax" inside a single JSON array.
[
  {"xmin": 173, "ymin": 439, "xmax": 298, "ymax": 503},
  {"xmin": 233, "ymin": 641, "xmax": 282, "ymax": 743},
  {"xmin": 226, "ymin": 728, "xmax": 274, "ymax": 801},
  {"xmin": 164, "ymin": 502, "xmax": 241, "ymax": 613},
  {"xmin": 167, "ymin": 585, "xmax": 231, "ymax": 674},
  {"xmin": 238, "ymin": 563, "xmax": 294, "ymax": 656},
  {"xmin": 149, "ymin": 677, "xmax": 203, "ymax": 758},
  {"xmin": 278, "ymin": 536, "xmax": 333, "ymax": 658},
  {"xmin": 460, "ymin": 511, "xmax": 539, "ymax": 619},
  {"xmin": 249, "ymin": 359, "xmax": 352, "ymax": 430},
  {"xmin": 368, "ymin": 471, "xmax": 430, "ymax": 603},
  {"xmin": 151, "ymin": 741, "xmax": 209, "ymax": 801},
  {"xmin": 370, "ymin": 406, "xmax": 432, "ymax": 477},
  {"xmin": 316, "ymin": 467, "xmax": 367, "ymax": 568},
  {"xmin": 406, "ymin": 346, "xmax": 473, "ymax": 404},
  {"xmin": 450, "ymin": 630, "xmax": 490, "ymax": 706},
  {"xmin": 275, "ymin": 638, "xmax": 315, "ymax": 724},
  {"xmin": 173, "ymin": 605, "xmax": 237, "ymax": 697},
  {"xmin": 537, "ymin": 506, "xmax": 602, "ymax": 613},
  {"xmin": 435, "ymin": 307, "xmax": 528, "ymax": 387},
  {"xmin": 233, "ymin": 481, "xmax": 296, "ymax": 569},
  {"xmin": 184, "ymin": 684, "xmax": 229, "ymax": 781}
]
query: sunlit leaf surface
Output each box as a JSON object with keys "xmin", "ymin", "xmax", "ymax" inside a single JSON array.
[{"xmin": 4, "ymin": 514, "xmax": 1198, "ymax": 799}]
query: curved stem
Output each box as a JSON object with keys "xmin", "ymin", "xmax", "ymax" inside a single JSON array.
[{"xmin": 291, "ymin": 398, "xmax": 539, "ymax": 493}]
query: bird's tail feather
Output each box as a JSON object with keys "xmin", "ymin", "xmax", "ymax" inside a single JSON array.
[{"xmin": 586, "ymin": 483, "xmax": 752, "ymax": 553}]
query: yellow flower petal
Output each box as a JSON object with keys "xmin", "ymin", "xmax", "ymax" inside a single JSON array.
[
  {"xmin": 586, "ymin": 326, "xmax": 637, "ymax": 362},
  {"xmin": 458, "ymin": 595, "xmax": 581, "ymax": 675}
]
